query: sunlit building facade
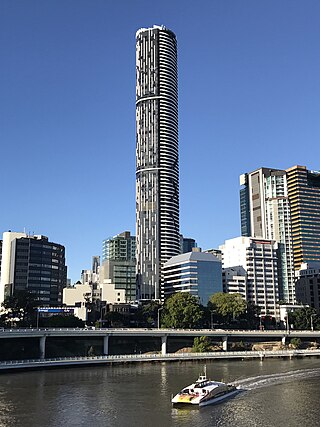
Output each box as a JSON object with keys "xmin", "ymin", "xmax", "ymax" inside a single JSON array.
[
  {"xmin": 286, "ymin": 166, "xmax": 320, "ymax": 270},
  {"xmin": 240, "ymin": 168, "xmax": 295, "ymax": 303},
  {"xmin": 136, "ymin": 25, "xmax": 180, "ymax": 300}
]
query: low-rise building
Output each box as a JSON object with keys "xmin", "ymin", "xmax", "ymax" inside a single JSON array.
[
  {"xmin": 222, "ymin": 266, "xmax": 247, "ymax": 299},
  {"xmin": 295, "ymin": 262, "xmax": 320, "ymax": 312}
]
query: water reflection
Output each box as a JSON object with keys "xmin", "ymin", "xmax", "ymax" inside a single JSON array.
[{"xmin": 0, "ymin": 359, "xmax": 319, "ymax": 426}]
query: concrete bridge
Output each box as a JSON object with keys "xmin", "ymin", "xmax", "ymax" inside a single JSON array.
[
  {"xmin": 1, "ymin": 328, "xmax": 319, "ymax": 360},
  {"xmin": 2, "ymin": 349, "xmax": 320, "ymax": 371}
]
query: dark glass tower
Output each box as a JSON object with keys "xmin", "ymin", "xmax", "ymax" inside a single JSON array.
[{"xmin": 135, "ymin": 26, "xmax": 180, "ymax": 300}]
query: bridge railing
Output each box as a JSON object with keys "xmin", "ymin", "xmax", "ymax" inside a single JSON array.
[{"xmin": 2, "ymin": 349, "xmax": 320, "ymax": 367}]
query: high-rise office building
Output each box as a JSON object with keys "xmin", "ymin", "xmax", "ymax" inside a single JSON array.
[
  {"xmin": 100, "ymin": 231, "xmax": 136, "ymax": 302},
  {"xmin": 102, "ymin": 232, "xmax": 136, "ymax": 262},
  {"xmin": 286, "ymin": 166, "xmax": 320, "ymax": 270},
  {"xmin": 0, "ymin": 231, "xmax": 67, "ymax": 306},
  {"xmin": 240, "ymin": 168, "xmax": 295, "ymax": 303},
  {"xmin": 135, "ymin": 25, "xmax": 180, "ymax": 300},
  {"xmin": 220, "ymin": 237, "xmax": 280, "ymax": 318},
  {"xmin": 180, "ymin": 235, "xmax": 197, "ymax": 254}
]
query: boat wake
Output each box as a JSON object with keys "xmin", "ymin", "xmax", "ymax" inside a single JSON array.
[{"xmin": 233, "ymin": 368, "xmax": 320, "ymax": 391}]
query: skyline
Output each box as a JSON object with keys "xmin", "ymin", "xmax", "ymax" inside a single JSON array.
[{"xmin": 1, "ymin": 1, "xmax": 320, "ymax": 282}]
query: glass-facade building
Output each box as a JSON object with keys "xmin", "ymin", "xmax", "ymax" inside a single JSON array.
[
  {"xmin": 136, "ymin": 25, "xmax": 180, "ymax": 301},
  {"xmin": 286, "ymin": 166, "xmax": 320, "ymax": 270},
  {"xmin": 180, "ymin": 235, "xmax": 197, "ymax": 254},
  {"xmin": 163, "ymin": 251, "xmax": 222, "ymax": 305},
  {"xmin": 101, "ymin": 232, "xmax": 136, "ymax": 302},
  {"xmin": 102, "ymin": 231, "xmax": 136, "ymax": 262}
]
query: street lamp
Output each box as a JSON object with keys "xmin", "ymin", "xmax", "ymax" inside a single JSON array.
[
  {"xmin": 158, "ymin": 307, "xmax": 163, "ymax": 329},
  {"xmin": 311, "ymin": 314, "xmax": 317, "ymax": 332}
]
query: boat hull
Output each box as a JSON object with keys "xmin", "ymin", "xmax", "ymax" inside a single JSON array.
[
  {"xmin": 172, "ymin": 388, "xmax": 240, "ymax": 408},
  {"xmin": 199, "ymin": 388, "xmax": 240, "ymax": 407}
]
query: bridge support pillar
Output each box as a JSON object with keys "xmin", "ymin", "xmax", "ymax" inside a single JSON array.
[
  {"xmin": 222, "ymin": 336, "xmax": 228, "ymax": 351},
  {"xmin": 103, "ymin": 335, "xmax": 109, "ymax": 356},
  {"xmin": 161, "ymin": 336, "xmax": 167, "ymax": 355},
  {"xmin": 39, "ymin": 336, "xmax": 46, "ymax": 360}
]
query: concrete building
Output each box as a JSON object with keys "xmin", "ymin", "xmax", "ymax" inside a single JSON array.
[
  {"xmin": 63, "ymin": 282, "xmax": 92, "ymax": 321},
  {"xmin": 163, "ymin": 248, "xmax": 222, "ymax": 305},
  {"xmin": 136, "ymin": 25, "xmax": 180, "ymax": 301},
  {"xmin": 222, "ymin": 266, "xmax": 247, "ymax": 299},
  {"xmin": 63, "ymin": 280, "xmax": 126, "ymax": 322},
  {"xmin": 295, "ymin": 262, "xmax": 320, "ymax": 312},
  {"xmin": 0, "ymin": 231, "xmax": 67, "ymax": 306},
  {"xmin": 100, "ymin": 232, "xmax": 136, "ymax": 302},
  {"xmin": 205, "ymin": 249, "xmax": 223, "ymax": 262},
  {"xmin": 286, "ymin": 166, "xmax": 320, "ymax": 270},
  {"xmin": 100, "ymin": 279, "xmax": 126, "ymax": 304},
  {"xmin": 240, "ymin": 168, "xmax": 295, "ymax": 303},
  {"xmin": 220, "ymin": 237, "xmax": 280, "ymax": 318}
]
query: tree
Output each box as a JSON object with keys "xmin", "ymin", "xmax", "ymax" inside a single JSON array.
[
  {"xmin": 289, "ymin": 307, "xmax": 319, "ymax": 330},
  {"xmin": 290, "ymin": 338, "xmax": 301, "ymax": 349},
  {"xmin": 161, "ymin": 293, "xmax": 203, "ymax": 329},
  {"xmin": 192, "ymin": 336, "xmax": 212, "ymax": 353},
  {"xmin": 104, "ymin": 311, "xmax": 126, "ymax": 327},
  {"xmin": 43, "ymin": 315, "xmax": 85, "ymax": 328},
  {"xmin": 1, "ymin": 290, "xmax": 37, "ymax": 326},
  {"xmin": 240, "ymin": 301, "xmax": 261, "ymax": 329},
  {"xmin": 209, "ymin": 292, "xmax": 247, "ymax": 326},
  {"xmin": 142, "ymin": 301, "xmax": 160, "ymax": 327}
]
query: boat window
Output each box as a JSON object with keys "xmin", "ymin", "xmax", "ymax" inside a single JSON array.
[{"xmin": 182, "ymin": 389, "xmax": 189, "ymax": 394}]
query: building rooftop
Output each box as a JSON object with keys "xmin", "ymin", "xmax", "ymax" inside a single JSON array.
[{"xmin": 164, "ymin": 250, "xmax": 220, "ymax": 267}]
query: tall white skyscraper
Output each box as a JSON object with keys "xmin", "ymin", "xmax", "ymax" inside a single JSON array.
[{"xmin": 135, "ymin": 25, "xmax": 180, "ymax": 300}]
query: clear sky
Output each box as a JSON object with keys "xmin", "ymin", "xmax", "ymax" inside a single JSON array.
[{"xmin": 1, "ymin": 0, "xmax": 320, "ymax": 281}]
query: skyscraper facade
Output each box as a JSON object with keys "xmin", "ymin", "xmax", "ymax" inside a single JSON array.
[
  {"xmin": 220, "ymin": 236, "xmax": 280, "ymax": 318},
  {"xmin": 240, "ymin": 168, "xmax": 295, "ymax": 303},
  {"xmin": 0, "ymin": 231, "xmax": 67, "ymax": 306},
  {"xmin": 102, "ymin": 232, "xmax": 136, "ymax": 262},
  {"xmin": 135, "ymin": 25, "xmax": 180, "ymax": 300},
  {"xmin": 100, "ymin": 232, "xmax": 136, "ymax": 302},
  {"xmin": 286, "ymin": 166, "xmax": 320, "ymax": 270},
  {"xmin": 163, "ymin": 249, "xmax": 222, "ymax": 305}
]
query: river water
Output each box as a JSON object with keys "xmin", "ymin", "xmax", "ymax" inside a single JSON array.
[{"xmin": 0, "ymin": 358, "xmax": 320, "ymax": 427}]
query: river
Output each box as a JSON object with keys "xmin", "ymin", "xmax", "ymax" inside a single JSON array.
[{"xmin": 0, "ymin": 358, "xmax": 319, "ymax": 426}]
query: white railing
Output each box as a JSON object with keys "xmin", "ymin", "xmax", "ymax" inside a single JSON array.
[{"xmin": 1, "ymin": 349, "xmax": 320, "ymax": 368}]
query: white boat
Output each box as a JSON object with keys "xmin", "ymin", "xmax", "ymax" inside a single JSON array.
[{"xmin": 171, "ymin": 367, "xmax": 240, "ymax": 407}]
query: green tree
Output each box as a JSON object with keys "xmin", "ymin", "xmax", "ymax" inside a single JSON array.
[
  {"xmin": 161, "ymin": 293, "xmax": 203, "ymax": 329},
  {"xmin": 104, "ymin": 311, "xmax": 126, "ymax": 327},
  {"xmin": 192, "ymin": 336, "xmax": 212, "ymax": 353},
  {"xmin": 43, "ymin": 315, "xmax": 85, "ymax": 328},
  {"xmin": 1, "ymin": 290, "xmax": 37, "ymax": 326},
  {"xmin": 289, "ymin": 307, "xmax": 319, "ymax": 330},
  {"xmin": 209, "ymin": 292, "xmax": 246, "ymax": 325},
  {"xmin": 290, "ymin": 337, "xmax": 302, "ymax": 349},
  {"xmin": 142, "ymin": 301, "xmax": 160, "ymax": 327}
]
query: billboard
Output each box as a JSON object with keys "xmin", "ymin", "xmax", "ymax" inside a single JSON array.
[{"xmin": 37, "ymin": 307, "xmax": 74, "ymax": 314}]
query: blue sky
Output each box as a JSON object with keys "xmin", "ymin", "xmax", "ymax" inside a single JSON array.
[{"xmin": 1, "ymin": 0, "xmax": 320, "ymax": 281}]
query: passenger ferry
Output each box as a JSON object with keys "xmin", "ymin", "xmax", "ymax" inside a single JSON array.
[{"xmin": 171, "ymin": 367, "xmax": 240, "ymax": 407}]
